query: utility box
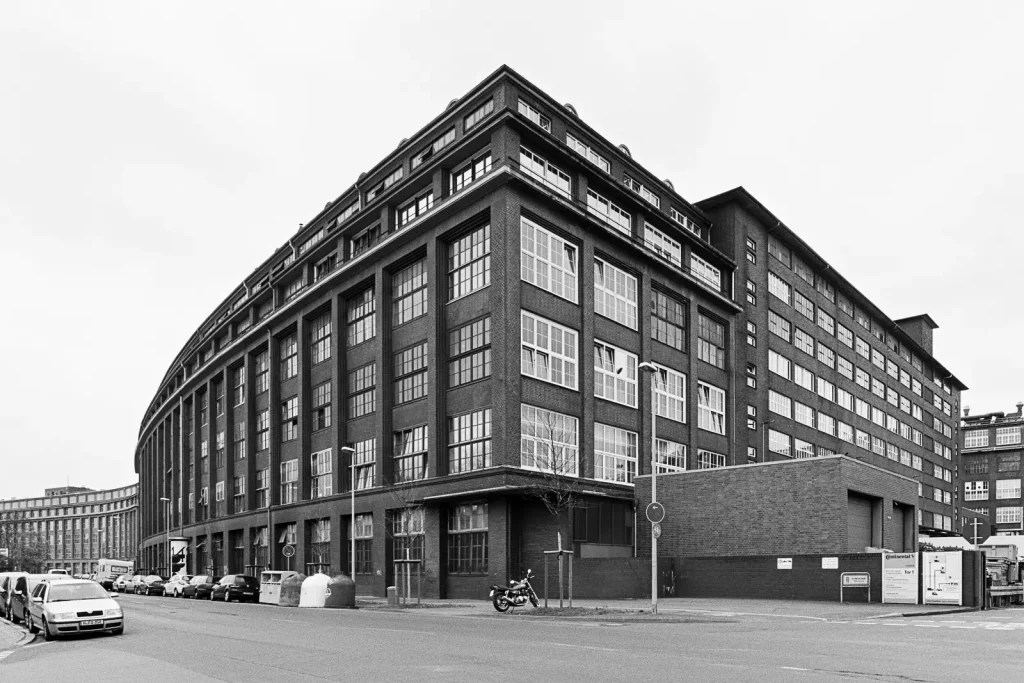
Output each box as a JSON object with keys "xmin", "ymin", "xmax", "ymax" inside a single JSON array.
[
  {"xmin": 260, "ymin": 571, "xmax": 299, "ymax": 605},
  {"xmin": 279, "ymin": 573, "xmax": 306, "ymax": 607},
  {"xmin": 387, "ymin": 586, "xmax": 398, "ymax": 606},
  {"xmin": 324, "ymin": 574, "xmax": 356, "ymax": 609}
]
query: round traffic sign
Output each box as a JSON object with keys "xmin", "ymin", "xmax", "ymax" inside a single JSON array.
[
  {"xmin": 646, "ymin": 502, "xmax": 666, "ymax": 524},
  {"xmin": 282, "ymin": 544, "xmax": 295, "ymax": 558},
  {"xmin": 652, "ymin": 522, "xmax": 662, "ymax": 539}
]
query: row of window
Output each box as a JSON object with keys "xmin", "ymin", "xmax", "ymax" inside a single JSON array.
[
  {"xmin": 964, "ymin": 479, "xmax": 1022, "ymax": 501},
  {"xmin": 965, "ymin": 426, "xmax": 1023, "ymax": 449},
  {"xmin": 964, "ymin": 453, "xmax": 1022, "ymax": 475}
]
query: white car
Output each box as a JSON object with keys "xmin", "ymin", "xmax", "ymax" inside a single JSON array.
[
  {"xmin": 112, "ymin": 575, "xmax": 132, "ymax": 593},
  {"xmin": 25, "ymin": 579, "xmax": 123, "ymax": 640},
  {"xmin": 163, "ymin": 575, "xmax": 194, "ymax": 597}
]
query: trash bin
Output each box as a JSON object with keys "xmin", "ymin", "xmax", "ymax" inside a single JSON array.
[
  {"xmin": 279, "ymin": 573, "xmax": 306, "ymax": 607},
  {"xmin": 260, "ymin": 571, "xmax": 299, "ymax": 605},
  {"xmin": 387, "ymin": 585, "xmax": 398, "ymax": 607},
  {"xmin": 299, "ymin": 573, "xmax": 331, "ymax": 608},
  {"xmin": 324, "ymin": 574, "xmax": 356, "ymax": 609}
]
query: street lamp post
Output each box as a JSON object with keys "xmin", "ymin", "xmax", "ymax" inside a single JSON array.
[
  {"xmin": 341, "ymin": 446, "xmax": 356, "ymax": 586},
  {"xmin": 637, "ymin": 362, "xmax": 661, "ymax": 615},
  {"xmin": 159, "ymin": 497, "xmax": 170, "ymax": 576}
]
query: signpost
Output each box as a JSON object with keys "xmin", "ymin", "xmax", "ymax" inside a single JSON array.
[
  {"xmin": 282, "ymin": 543, "xmax": 295, "ymax": 572},
  {"xmin": 882, "ymin": 552, "xmax": 919, "ymax": 604},
  {"xmin": 840, "ymin": 572, "xmax": 871, "ymax": 603}
]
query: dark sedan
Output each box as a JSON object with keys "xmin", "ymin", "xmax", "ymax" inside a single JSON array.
[
  {"xmin": 136, "ymin": 575, "xmax": 167, "ymax": 596},
  {"xmin": 194, "ymin": 576, "xmax": 222, "ymax": 600},
  {"xmin": 211, "ymin": 575, "xmax": 260, "ymax": 603}
]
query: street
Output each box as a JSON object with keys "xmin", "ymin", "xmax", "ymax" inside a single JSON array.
[{"xmin": 4, "ymin": 595, "xmax": 1024, "ymax": 681}]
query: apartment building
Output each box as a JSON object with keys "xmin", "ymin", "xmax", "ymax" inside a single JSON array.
[{"xmin": 961, "ymin": 405, "xmax": 1024, "ymax": 537}]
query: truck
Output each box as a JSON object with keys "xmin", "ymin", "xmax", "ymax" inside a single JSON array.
[{"xmin": 96, "ymin": 558, "xmax": 134, "ymax": 590}]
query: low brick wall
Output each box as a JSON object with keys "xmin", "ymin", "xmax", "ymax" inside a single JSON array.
[{"xmin": 536, "ymin": 557, "xmax": 652, "ymax": 600}]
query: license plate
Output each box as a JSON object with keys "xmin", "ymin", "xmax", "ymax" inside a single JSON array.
[
  {"xmin": 243, "ymin": 592, "xmax": 254, "ymax": 595},
  {"xmin": 80, "ymin": 619, "xmax": 102, "ymax": 626}
]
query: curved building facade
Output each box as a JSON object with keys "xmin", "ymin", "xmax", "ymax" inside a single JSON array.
[{"xmin": 0, "ymin": 484, "xmax": 138, "ymax": 574}]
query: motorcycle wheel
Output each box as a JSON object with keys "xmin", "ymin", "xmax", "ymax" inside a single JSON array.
[
  {"xmin": 492, "ymin": 594, "xmax": 510, "ymax": 612},
  {"xmin": 529, "ymin": 592, "xmax": 539, "ymax": 608}
]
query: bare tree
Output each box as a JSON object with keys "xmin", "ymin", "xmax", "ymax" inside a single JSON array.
[
  {"xmin": 305, "ymin": 519, "xmax": 331, "ymax": 575},
  {"xmin": 0, "ymin": 511, "xmax": 48, "ymax": 573}
]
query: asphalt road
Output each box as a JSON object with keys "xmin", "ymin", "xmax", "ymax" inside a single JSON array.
[{"xmin": 4, "ymin": 595, "xmax": 1024, "ymax": 682}]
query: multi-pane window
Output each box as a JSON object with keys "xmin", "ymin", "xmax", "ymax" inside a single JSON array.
[
  {"xmin": 817, "ymin": 343, "xmax": 835, "ymax": 369},
  {"xmin": 746, "ymin": 279, "xmax": 757, "ymax": 306},
  {"xmin": 233, "ymin": 476, "xmax": 246, "ymax": 512},
  {"xmin": 314, "ymin": 254, "xmax": 337, "ymax": 282},
  {"xmin": 521, "ymin": 216, "xmax": 578, "ymax": 303},
  {"xmin": 254, "ymin": 350, "xmax": 269, "ymax": 394},
  {"xmin": 690, "ymin": 253, "xmax": 721, "ymax": 292},
  {"xmin": 793, "ymin": 291, "xmax": 814, "ymax": 321},
  {"xmin": 794, "ymin": 438, "xmax": 815, "ymax": 459},
  {"xmin": 398, "ymin": 190, "xmax": 435, "ymax": 227},
  {"xmin": 793, "ymin": 365, "xmax": 814, "ymax": 391},
  {"xmin": 818, "ymin": 413, "xmax": 836, "ymax": 437},
  {"xmin": 768, "ymin": 236, "xmax": 791, "ymax": 266},
  {"xmin": 449, "ymin": 225, "xmax": 491, "ymax": 301},
  {"xmin": 769, "ymin": 350, "xmax": 792, "ymax": 379},
  {"xmin": 392, "ymin": 508, "xmax": 425, "ymax": 563},
  {"xmin": 997, "ymin": 427, "xmax": 1022, "ymax": 446},
  {"xmin": 817, "ymin": 278, "xmax": 835, "ymax": 302},
  {"xmin": 697, "ymin": 382, "xmax": 726, "ymax": 435},
  {"xmin": 215, "ymin": 430, "xmax": 226, "ymax": 468},
  {"xmin": 566, "ymin": 133, "xmax": 610, "ymax": 172},
  {"xmin": 448, "ymin": 409, "xmax": 492, "ymax": 474},
  {"xmin": 352, "ymin": 439, "xmax": 376, "ymax": 490},
  {"xmin": 520, "ymin": 404, "xmax": 578, "ymax": 476},
  {"xmin": 651, "ymin": 289, "xmax": 686, "ymax": 351},
  {"xmin": 394, "ymin": 342, "xmax": 429, "ymax": 405},
  {"xmin": 310, "ymin": 312, "xmax": 331, "ymax": 365},
  {"xmin": 279, "ymin": 459, "xmax": 298, "ymax": 505},
  {"xmin": 795, "ymin": 402, "xmax": 815, "ymax": 428},
  {"xmin": 855, "ymin": 337, "xmax": 870, "ymax": 360},
  {"xmin": 837, "ymin": 324, "xmax": 853, "ymax": 348},
  {"xmin": 232, "ymin": 422, "xmax": 246, "ymax": 461},
  {"xmin": 747, "ymin": 321, "xmax": 757, "ymax": 347},
  {"xmin": 855, "ymin": 367, "xmax": 870, "ymax": 390},
  {"xmin": 697, "ymin": 314, "xmax": 726, "ymax": 369},
  {"xmin": 594, "ymin": 258, "xmax": 638, "ymax": 329},
  {"xmin": 393, "ymin": 425, "xmax": 428, "ymax": 482},
  {"xmin": 964, "ymin": 481, "xmax": 989, "ymax": 501},
  {"xmin": 594, "ymin": 340, "xmax": 638, "ymax": 407},
  {"xmin": 769, "ymin": 430, "xmax": 791, "ymax": 457},
  {"xmin": 463, "ymin": 98, "xmax": 494, "ymax": 130},
  {"xmin": 586, "ymin": 188, "xmax": 631, "ymax": 234},
  {"xmin": 233, "ymin": 367, "xmax": 246, "ymax": 406},
  {"xmin": 448, "ymin": 318, "xmax": 491, "ymax": 387},
  {"xmin": 623, "ymin": 175, "xmax": 660, "ymax": 208},
  {"xmin": 871, "ymin": 348, "xmax": 886, "ymax": 371},
  {"xmin": 1000, "ymin": 453, "xmax": 1022, "ymax": 472},
  {"xmin": 281, "ymin": 397, "xmax": 299, "ymax": 442},
  {"xmin": 696, "ymin": 449, "xmax": 726, "ymax": 469},
  {"xmin": 312, "ymin": 381, "xmax": 332, "ymax": 431},
  {"xmin": 284, "ymin": 277, "xmax": 305, "ymax": 302},
  {"xmin": 518, "ymin": 98, "xmax": 551, "ymax": 131},
  {"xmin": 521, "ymin": 311, "xmax": 578, "ymax": 390},
  {"xmin": 817, "ymin": 310, "xmax": 835, "ymax": 336},
  {"xmin": 817, "ymin": 377, "xmax": 835, "ymax": 402},
  {"xmin": 594, "ymin": 423, "xmax": 638, "ymax": 484},
  {"xmin": 452, "ymin": 152, "xmax": 493, "ymax": 192},
  {"xmin": 448, "ymin": 503, "xmax": 488, "ymax": 574},
  {"xmin": 215, "ymin": 481, "xmax": 225, "ymax": 503},
  {"xmin": 412, "ymin": 127, "xmax": 455, "ymax": 168},
  {"xmin": 997, "ymin": 479, "xmax": 1022, "ymax": 500},
  {"xmin": 351, "ymin": 514, "xmax": 373, "ymax": 574},
  {"xmin": 768, "ymin": 311, "xmax": 791, "ymax": 342},
  {"xmin": 769, "ymin": 272, "xmax": 792, "ymax": 305},
  {"xmin": 255, "ymin": 469, "xmax": 269, "ymax": 508},
  {"xmin": 348, "ymin": 364, "xmax": 375, "ymax": 418},
  {"xmin": 215, "ymin": 381, "xmax": 225, "ymax": 416},
  {"xmin": 366, "ymin": 166, "xmax": 403, "ymax": 202},
  {"xmin": 837, "ymin": 388, "xmax": 853, "ymax": 411},
  {"xmin": 280, "ymin": 334, "xmax": 298, "ymax": 380},
  {"xmin": 837, "ymin": 356, "xmax": 853, "ymax": 379},
  {"xmin": 965, "ymin": 430, "xmax": 989, "ymax": 449},
  {"xmin": 520, "ymin": 147, "xmax": 571, "ymax": 198},
  {"xmin": 310, "ymin": 449, "xmax": 332, "ymax": 499},
  {"xmin": 650, "ymin": 365, "xmax": 686, "ymax": 422},
  {"xmin": 996, "ymin": 507, "xmax": 1023, "ymax": 525},
  {"xmin": 393, "ymin": 260, "xmax": 428, "ymax": 326},
  {"xmin": 794, "ymin": 328, "xmax": 814, "ymax": 356},
  {"xmin": 644, "ymin": 223, "xmax": 681, "ymax": 266},
  {"xmin": 793, "ymin": 258, "xmax": 814, "ymax": 286},
  {"xmin": 347, "ymin": 288, "xmax": 376, "ymax": 347},
  {"xmin": 769, "ymin": 390, "xmax": 792, "ymax": 419}
]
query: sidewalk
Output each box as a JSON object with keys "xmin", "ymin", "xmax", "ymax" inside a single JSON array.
[
  {"xmin": 0, "ymin": 618, "xmax": 29, "ymax": 651},
  {"xmin": 357, "ymin": 595, "xmax": 983, "ymax": 621}
]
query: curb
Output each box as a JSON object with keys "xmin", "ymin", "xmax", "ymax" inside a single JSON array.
[{"xmin": 898, "ymin": 607, "xmax": 983, "ymax": 618}]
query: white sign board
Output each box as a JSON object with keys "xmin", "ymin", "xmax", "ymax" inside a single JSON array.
[
  {"xmin": 822, "ymin": 557, "xmax": 839, "ymax": 570},
  {"xmin": 922, "ymin": 551, "xmax": 963, "ymax": 606},
  {"xmin": 882, "ymin": 552, "xmax": 919, "ymax": 604},
  {"xmin": 777, "ymin": 558, "xmax": 793, "ymax": 570}
]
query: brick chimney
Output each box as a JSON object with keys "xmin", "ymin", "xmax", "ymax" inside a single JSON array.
[{"xmin": 893, "ymin": 314, "xmax": 938, "ymax": 356}]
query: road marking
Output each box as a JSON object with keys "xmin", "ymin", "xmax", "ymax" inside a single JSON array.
[
  {"xmin": 914, "ymin": 624, "xmax": 941, "ymax": 628},
  {"xmin": 0, "ymin": 651, "xmax": 13, "ymax": 664},
  {"xmin": 782, "ymin": 667, "xmax": 810, "ymax": 671},
  {"xmin": 22, "ymin": 642, "xmax": 53, "ymax": 649}
]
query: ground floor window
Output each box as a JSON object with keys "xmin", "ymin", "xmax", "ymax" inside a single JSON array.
[
  {"xmin": 352, "ymin": 514, "xmax": 373, "ymax": 574},
  {"xmin": 573, "ymin": 499, "xmax": 634, "ymax": 546},
  {"xmin": 447, "ymin": 503, "xmax": 488, "ymax": 574},
  {"xmin": 306, "ymin": 518, "xmax": 331, "ymax": 574},
  {"xmin": 392, "ymin": 508, "xmax": 425, "ymax": 562}
]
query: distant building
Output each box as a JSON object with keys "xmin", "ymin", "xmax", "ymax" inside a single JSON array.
[
  {"xmin": 0, "ymin": 484, "xmax": 138, "ymax": 574},
  {"xmin": 961, "ymin": 405, "xmax": 1024, "ymax": 537}
]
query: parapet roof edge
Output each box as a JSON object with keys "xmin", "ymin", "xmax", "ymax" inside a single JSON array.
[{"xmin": 696, "ymin": 186, "xmax": 968, "ymax": 392}]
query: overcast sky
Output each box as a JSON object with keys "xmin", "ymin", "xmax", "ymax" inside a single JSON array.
[{"xmin": 2, "ymin": 1, "xmax": 1022, "ymax": 500}]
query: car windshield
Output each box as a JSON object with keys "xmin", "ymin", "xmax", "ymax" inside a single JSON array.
[
  {"xmin": 145, "ymin": 575, "xmax": 162, "ymax": 581},
  {"xmin": 234, "ymin": 576, "xmax": 258, "ymax": 587},
  {"xmin": 48, "ymin": 583, "xmax": 109, "ymax": 602}
]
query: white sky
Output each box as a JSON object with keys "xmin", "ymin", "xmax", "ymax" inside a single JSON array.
[{"xmin": 2, "ymin": 1, "xmax": 1023, "ymax": 499}]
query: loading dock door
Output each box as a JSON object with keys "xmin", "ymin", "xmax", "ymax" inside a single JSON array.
[
  {"xmin": 890, "ymin": 505, "xmax": 906, "ymax": 552},
  {"xmin": 848, "ymin": 493, "xmax": 874, "ymax": 552}
]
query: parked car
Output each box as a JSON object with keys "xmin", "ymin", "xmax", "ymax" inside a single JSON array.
[
  {"xmin": 135, "ymin": 575, "xmax": 166, "ymax": 596},
  {"xmin": 112, "ymin": 574, "xmax": 132, "ymax": 593},
  {"xmin": 0, "ymin": 572, "xmax": 28, "ymax": 621},
  {"xmin": 211, "ymin": 575, "xmax": 260, "ymax": 603},
  {"xmin": 163, "ymin": 575, "xmax": 193, "ymax": 597},
  {"xmin": 127, "ymin": 575, "xmax": 148, "ymax": 594},
  {"xmin": 6, "ymin": 574, "xmax": 53, "ymax": 624},
  {"xmin": 25, "ymin": 578, "xmax": 123, "ymax": 640},
  {"xmin": 195, "ymin": 576, "xmax": 222, "ymax": 600},
  {"xmin": 182, "ymin": 575, "xmax": 212, "ymax": 599},
  {"xmin": 46, "ymin": 569, "xmax": 70, "ymax": 576}
]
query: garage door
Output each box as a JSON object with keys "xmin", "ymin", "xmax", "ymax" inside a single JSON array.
[
  {"xmin": 890, "ymin": 505, "xmax": 906, "ymax": 552},
  {"xmin": 847, "ymin": 493, "xmax": 874, "ymax": 552}
]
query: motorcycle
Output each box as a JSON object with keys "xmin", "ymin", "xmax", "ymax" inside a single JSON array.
[{"xmin": 489, "ymin": 569, "xmax": 540, "ymax": 612}]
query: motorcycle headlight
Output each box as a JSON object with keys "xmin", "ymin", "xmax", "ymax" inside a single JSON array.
[
  {"xmin": 103, "ymin": 608, "xmax": 122, "ymax": 617},
  {"xmin": 52, "ymin": 612, "xmax": 76, "ymax": 621}
]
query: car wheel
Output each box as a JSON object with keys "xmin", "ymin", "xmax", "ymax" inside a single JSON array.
[
  {"xmin": 27, "ymin": 613, "xmax": 38, "ymax": 634},
  {"xmin": 111, "ymin": 626, "xmax": 124, "ymax": 635},
  {"xmin": 11, "ymin": 608, "xmax": 20, "ymax": 624},
  {"xmin": 224, "ymin": 590, "xmax": 230, "ymax": 602},
  {"xmin": 42, "ymin": 618, "xmax": 54, "ymax": 642}
]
